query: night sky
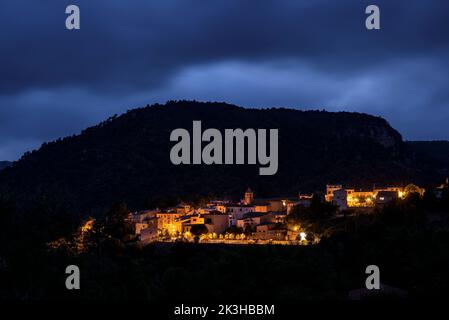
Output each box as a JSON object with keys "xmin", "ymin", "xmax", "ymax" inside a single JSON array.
[{"xmin": 1, "ymin": 0, "xmax": 449, "ymax": 160}]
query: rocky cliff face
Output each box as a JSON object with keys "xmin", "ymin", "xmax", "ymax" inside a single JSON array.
[{"xmin": 369, "ymin": 124, "xmax": 401, "ymax": 148}]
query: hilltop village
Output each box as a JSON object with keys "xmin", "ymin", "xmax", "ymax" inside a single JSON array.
[{"xmin": 128, "ymin": 180, "xmax": 447, "ymax": 246}]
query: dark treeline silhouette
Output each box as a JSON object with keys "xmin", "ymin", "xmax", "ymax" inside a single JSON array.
[
  {"xmin": 0, "ymin": 161, "xmax": 11, "ymax": 171},
  {"xmin": 1, "ymin": 188, "xmax": 449, "ymax": 300}
]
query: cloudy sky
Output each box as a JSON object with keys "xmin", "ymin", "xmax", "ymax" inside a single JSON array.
[{"xmin": 1, "ymin": 0, "xmax": 448, "ymax": 160}]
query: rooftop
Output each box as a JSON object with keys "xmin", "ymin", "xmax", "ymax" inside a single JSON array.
[{"xmin": 241, "ymin": 212, "xmax": 270, "ymax": 219}]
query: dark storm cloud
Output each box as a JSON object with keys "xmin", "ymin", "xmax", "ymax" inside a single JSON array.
[
  {"xmin": 0, "ymin": 0, "xmax": 449, "ymax": 159},
  {"xmin": 2, "ymin": 0, "xmax": 449, "ymax": 94}
]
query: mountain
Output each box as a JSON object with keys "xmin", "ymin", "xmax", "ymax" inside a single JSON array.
[
  {"xmin": 0, "ymin": 161, "xmax": 12, "ymax": 171},
  {"xmin": 407, "ymin": 141, "xmax": 449, "ymax": 170},
  {"xmin": 0, "ymin": 101, "xmax": 443, "ymax": 216}
]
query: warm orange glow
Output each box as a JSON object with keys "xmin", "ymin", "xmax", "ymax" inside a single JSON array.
[{"xmin": 81, "ymin": 219, "xmax": 94, "ymax": 233}]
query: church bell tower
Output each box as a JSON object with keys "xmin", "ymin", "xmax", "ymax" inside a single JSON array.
[{"xmin": 243, "ymin": 188, "xmax": 254, "ymax": 205}]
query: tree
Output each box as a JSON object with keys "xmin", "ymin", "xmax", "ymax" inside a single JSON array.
[
  {"xmin": 422, "ymin": 189, "xmax": 438, "ymax": 210},
  {"xmin": 288, "ymin": 195, "xmax": 337, "ymax": 224},
  {"xmin": 405, "ymin": 184, "xmax": 422, "ymax": 197},
  {"xmin": 0, "ymin": 197, "xmax": 16, "ymax": 253},
  {"xmin": 441, "ymin": 187, "xmax": 449, "ymax": 212},
  {"xmin": 189, "ymin": 224, "xmax": 208, "ymax": 243},
  {"xmin": 104, "ymin": 202, "xmax": 133, "ymax": 241},
  {"xmin": 190, "ymin": 224, "xmax": 208, "ymax": 236}
]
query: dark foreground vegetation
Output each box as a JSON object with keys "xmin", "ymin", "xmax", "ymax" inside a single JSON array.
[{"xmin": 1, "ymin": 186, "xmax": 449, "ymax": 300}]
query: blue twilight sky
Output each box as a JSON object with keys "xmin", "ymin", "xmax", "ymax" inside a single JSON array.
[{"xmin": 0, "ymin": 0, "xmax": 449, "ymax": 160}]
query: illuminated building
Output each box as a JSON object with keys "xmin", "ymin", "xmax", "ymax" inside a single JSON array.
[
  {"xmin": 326, "ymin": 183, "xmax": 425, "ymax": 209},
  {"xmin": 156, "ymin": 211, "xmax": 184, "ymax": 232}
]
